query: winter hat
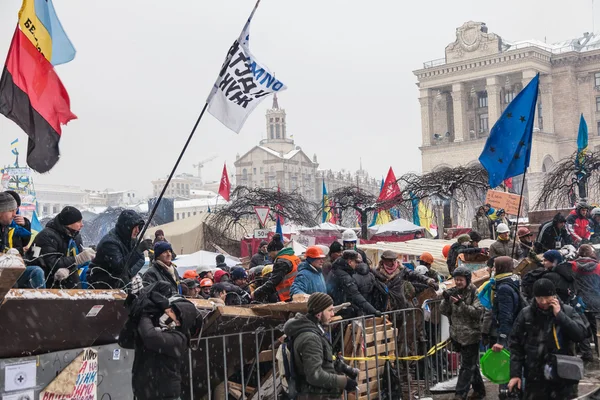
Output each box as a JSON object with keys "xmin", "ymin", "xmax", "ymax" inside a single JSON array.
[
  {"xmin": 5, "ymin": 190, "xmax": 21, "ymax": 207},
  {"xmin": 533, "ymin": 278, "xmax": 556, "ymax": 297},
  {"xmin": 267, "ymin": 235, "xmax": 284, "ymax": 252},
  {"xmin": 231, "ymin": 267, "xmax": 248, "ymax": 281},
  {"xmin": 381, "ymin": 250, "xmax": 398, "ymax": 260},
  {"xmin": 307, "ymin": 292, "xmax": 334, "ymax": 315},
  {"xmin": 329, "ymin": 241, "xmax": 343, "ymax": 254},
  {"xmin": 182, "ymin": 278, "xmax": 199, "ymax": 289},
  {"xmin": 578, "ymin": 244, "xmax": 597, "ymax": 259},
  {"xmin": 213, "ymin": 269, "xmax": 229, "ymax": 283},
  {"xmin": 154, "ymin": 241, "xmax": 173, "ymax": 259},
  {"xmin": 468, "ymin": 231, "xmax": 482, "ymax": 242},
  {"xmin": 494, "ymin": 256, "xmax": 515, "ymax": 274},
  {"xmin": 457, "ymin": 234, "xmax": 471, "ymax": 244},
  {"xmin": 155, "ymin": 229, "xmax": 164, "ymax": 238},
  {"xmin": 543, "ymin": 250, "xmax": 563, "ymax": 265},
  {"xmin": 58, "ymin": 206, "xmax": 82, "ymax": 226},
  {"xmin": 0, "ymin": 192, "xmax": 17, "ymax": 213}
]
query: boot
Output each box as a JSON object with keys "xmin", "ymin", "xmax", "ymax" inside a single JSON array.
[{"xmin": 467, "ymin": 391, "xmax": 486, "ymax": 400}]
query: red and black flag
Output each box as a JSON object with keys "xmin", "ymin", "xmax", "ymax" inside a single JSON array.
[{"xmin": 0, "ymin": 0, "xmax": 76, "ymax": 173}]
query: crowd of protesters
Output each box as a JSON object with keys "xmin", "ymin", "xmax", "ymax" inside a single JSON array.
[{"xmin": 5, "ymin": 193, "xmax": 600, "ymax": 399}]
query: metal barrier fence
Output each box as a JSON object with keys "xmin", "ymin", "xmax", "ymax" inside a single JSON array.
[{"xmin": 183, "ymin": 302, "xmax": 461, "ymax": 400}]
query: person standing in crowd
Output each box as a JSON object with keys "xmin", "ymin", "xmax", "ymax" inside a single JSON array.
[
  {"xmin": 231, "ymin": 267, "xmax": 250, "ymax": 294},
  {"xmin": 182, "ymin": 269, "xmax": 199, "ymax": 281},
  {"xmin": 181, "ymin": 278, "xmax": 200, "ymax": 298},
  {"xmin": 215, "ymin": 254, "xmax": 229, "ymax": 273},
  {"xmin": 323, "ymin": 241, "xmax": 343, "ymax": 280},
  {"xmin": 446, "ymin": 233, "xmax": 487, "ymax": 275},
  {"xmin": 250, "ymin": 240, "xmax": 270, "ymax": 268},
  {"xmin": 88, "ymin": 210, "xmax": 149, "ymax": 290},
  {"xmin": 27, "ymin": 206, "xmax": 94, "ymax": 289},
  {"xmin": 522, "ymin": 250, "xmax": 573, "ymax": 302},
  {"xmin": 354, "ymin": 253, "xmax": 388, "ymax": 311},
  {"xmin": 492, "ymin": 209, "xmax": 510, "ymax": 238},
  {"xmin": 5, "ymin": 191, "xmax": 31, "ymax": 255},
  {"xmin": 472, "ymin": 206, "xmax": 491, "ymax": 240},
  {"xmin": 197, "ymin": 265, "xmax": 216, "ymax": 281},
  {"xmin": 508, "ymin": 279, "xmax": 588, "ymax": 399},
  {"xmin": 199, "ymin": 278, "xmax": 212, "ymax": 299},
  {"xmin": 290, "ymin": 246, "xmax": 327, "ymax": 297},
  {"xmin": 143, "ymin": 242, "xmax": 181, "ymax": 295},
  {"xmin": 153, "ymin": 229, "xmax": 167, "ymax": 245},
  {"xmin": 253, "ymin": 247, "xmax": 300, "ymax": 303},
  {"xmin": 570, "ymin": 244, "xmax": 600, "ymax": 363},
  {"xmin": 328, "ymin": 250, "xmax": 380, "ymax": 319},
  {"xmin": 589, "ymin": 208, "xmax": 600, "ymax": 244},
  {"xmin": 484, "ymin": 203, "xmax": 496, "ymax": 219},
  {"xmin": 537, "ymin": 213, "xmax": 571, "ymax": 252},
  {"xmin": 214, "ymin": 269, "xmax": 230, "ymax": 283},
  {"xmin": 440, "ymin": 267, "xmax": 485, "ymax": 400},
  {"xmin": 489, "ymin": 256, "xmax": 522, "ymax": 399},
  {"xmin": 130, "ymin": 295, "xmax": 200, "ymax": 400},
  {"xmin": 489, "ymin": 223, "xmax": 522, "ymax": 259},
  {"xmin": 566, "ymin": 202, "xmax": 591, "ymax": 246},
  {"xmin": 516, "ymin": 227, "xmax": 537, "ymax": 260},
  {"xmin": 375, "ymin": 250, "xmax": 438, "ymax": 310},
  {"xmin": 283, "ymin": 293, "xmax": 358, "ymax": 398},
  {"xmin": 341, "ymin": 229, "xmax": 370, "ymax": 266},
  {"xmin": 418, "ymin": 252, "xmax": 443, "ymax": 282}
]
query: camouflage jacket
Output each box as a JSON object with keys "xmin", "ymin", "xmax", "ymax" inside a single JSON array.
[{"xmin": 440, "ymin": 284, "xmax": 483, "ymax": 345}]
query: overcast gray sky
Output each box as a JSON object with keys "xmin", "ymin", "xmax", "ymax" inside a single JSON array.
[{"xmin": 0, "ymin": 0, "xmax": 595, "ymax": 196}]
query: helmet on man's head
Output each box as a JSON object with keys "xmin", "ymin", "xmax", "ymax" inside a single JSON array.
[
  {"xmin": 452, "ymin": 266, "xmax": 472, "ymax": 284},
  {"xmin": 496, "ymin": 208, "xmax": 506, "ymax": 216},
  {"xmin": 592, "ymin": 207, "xmax": 600, "ymax": 217},
  {"xmin": 342, "ymin": 229, "xmax": 358, "ymax": 242},
  {"xmin": 496, "ymin": 223, "xmax": 510, "ymax": 234},
  {"xmin": 517, "ymin": 227, "xmax": 531, "ymax": 238}
]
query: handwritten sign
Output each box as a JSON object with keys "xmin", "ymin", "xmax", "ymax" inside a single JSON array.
[
  {"xmin": 40, "ymin": 348, "xmax": 97, "ymax": 400},
  {"xmin": 485, "ymin": 190, "xmax": 523, "ymax": 216}
]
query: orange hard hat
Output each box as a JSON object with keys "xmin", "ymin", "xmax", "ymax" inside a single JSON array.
[
  {"xmin": 183, "ymin": 270, "xmax": 199, "ymax": 279},
  {"xmin": 420, "ymin": 252, "xmax": 434, "ymax": 264},
  {"xmin": 305, "ymin": 246, "xmax": 326, "ymax": 259},
  {"xmin": 199, "ymin": 278, "xmax": 213, "ymax": 288},
  {"xmin": 442, "ymin": 244, "xmax": 451, "ymax": 259}
]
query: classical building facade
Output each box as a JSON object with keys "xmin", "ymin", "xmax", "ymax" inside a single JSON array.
[
  {"xmin": 234, "ymin": 95, "xmax": 320, "ymax": 201},
  {"xmin": 414, "ymin": 21, "xmax": 600, "ymax": 210}
]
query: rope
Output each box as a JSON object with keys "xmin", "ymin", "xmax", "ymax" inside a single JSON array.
[{"xmin": 334, "ymin": 339, "xmax": 450, "ymax": 362}]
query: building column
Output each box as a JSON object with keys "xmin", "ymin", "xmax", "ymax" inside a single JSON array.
[
  {"xmin": 539, "ymin": 75, "xmax": 554, "ymax": 133},
  {"xmin": 451, "ymin": 83, "xmax": 468, "ymax": 142},
  {"xmin": 522, "ymin": 69, "xmax": 540, "ymax": 131},
  {"xmin": 419, "ymin": 89, "xmax": 434, "ymax": 147},
  {"xmin": 486, "ymin": 76, "xmax": 502, "ymax": 127}
]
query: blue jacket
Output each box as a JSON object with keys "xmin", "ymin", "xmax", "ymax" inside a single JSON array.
[
  {"xmin": 492, "ymin": 274, "xmax": 521, "ymax": 346},
  {"xmin": 290, "ymin": 261, "xmax": 327, "ymax": 296}
]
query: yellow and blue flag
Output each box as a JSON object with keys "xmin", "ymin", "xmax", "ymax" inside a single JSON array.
[
  {"xmin": 18, "ymin": 0, "xmax": 76, "ymax": 66},
  {"xmin": 322, "ymin": 180, "xmax": 333, "ymax": 223},
  {"xmin": 576, "ymin": 114, "xmax": 588, "ymax": 170},
  {"xmin": 479, "ymin": 74, "xmax": 539, "ymax": 188}
]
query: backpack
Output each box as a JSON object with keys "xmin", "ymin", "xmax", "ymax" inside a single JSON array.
[{"xmin": 277, "ymin": 328, "xmax": 315, "ymax": 399}]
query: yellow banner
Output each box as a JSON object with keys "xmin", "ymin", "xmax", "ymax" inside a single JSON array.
[{"xmin": 18, "ymin": 0, "xmax": 53, "ymax": 62}]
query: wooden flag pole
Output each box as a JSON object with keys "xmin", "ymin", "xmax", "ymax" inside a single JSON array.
[{"xmin": 511, "ymin": 170, "xmax": 527, "ymax": 259}]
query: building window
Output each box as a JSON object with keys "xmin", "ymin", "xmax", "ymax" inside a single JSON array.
[
  {"xmin": 596, "ymin": 97, "xmax": 600, "ymax": 112},
  {"xmin": 253, "ymin": 167, "xmax": 257, "ymax": 174},
  {"xmin": 276, "ymin": 125, "xmax": 280, "ymax": 138},
  {"xmin": 193, "ymin": 211, "xmax": 197, "ymax": 216},
  {"xmin": 188, "ymin": 212, "xmax": 191, "ymax": 217},
  {"xmin": 597, "ymin": 121, "xmax": 600, "ymax": 136},
  {"xmin": 242, "ymin": 168, "xmax": 248, "ymax": 180},
  {"xmin": 270, "ymin": 118, "xmax": 273, "ymax": 122},
  {"xmin": 176, "ymin": 213, "xmax": 180, "ymax": 220},
  {"xmin": 479, "ymin": 113, "xmax": 489, "ymax": 133},
  {"xmin": 276, "ymin": 118, "xmax": 279, "ymax": 122},
  {"xmin": 478, "ymin": 92, "xmax": 488, "ymax": 108},
  {"xmin": 595, "ymin": 72, "xmax": 600, "ymax": 87},
  {"xmin": 270, "ymin": 125, "xmax": 274, "ymax": 139},
  {"xmin": 504, "ymin": 91, "xmax": 515, "ymax": 104}
]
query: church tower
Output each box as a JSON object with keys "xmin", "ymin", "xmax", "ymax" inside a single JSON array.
[{"xmin": 263, "ymin": 94, "xmax": 294, "ymax": 153}]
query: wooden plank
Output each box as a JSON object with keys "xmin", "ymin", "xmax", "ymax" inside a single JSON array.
[
  {"xmin": 365, "ymin": 341, "xmax": 395, "ymax": 357},
  {"xmin": 364, "ymin": 329, "xmax": 397, "ymax": 344},
  {"xmin": 357, "ymin": 366, "xmax": 384, "ymax": 381},
  {"xmin": 356, "ymin": 379, "xmax": 380, "ymax": 395},
  {"xmin": 0, "ymin": 257, "xmax": 26, "ymax": 308}
]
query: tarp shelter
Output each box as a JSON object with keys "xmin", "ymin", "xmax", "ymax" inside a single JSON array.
[
  {"xmin": 368, "ymin": 219, "xmax": 424, "ymax": 237},
  {"xmin": 146, "ymin": 214, "xmax": 208, "ymax": 254},
  {"xmin": 270, "ymin": 224, "xmax": 305, "ymax": 235},
  {"xmin": 359, "ymin": 238, "xmax": 495, "ymax": 276},
  {"xmin": 174, "ymin": 250, "xmax": 240, "ymax": 276}
]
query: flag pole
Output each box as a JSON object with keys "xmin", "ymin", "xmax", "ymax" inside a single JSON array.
[
  {"xmin": 511, "ymin": 170, "xmax": 527, "ymax": 258},
  {"xmin": 131, "ymin": 102, "xmax": 209, "ymax": 258}
]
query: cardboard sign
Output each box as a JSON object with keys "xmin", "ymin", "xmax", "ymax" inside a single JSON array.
[
  {"xmin": 485, "ymin": 190, "xmax": 523, "ymax": 216},
  {"xmin": 40, "ymin": 348, "xmax": 98, "ymax": 400}
]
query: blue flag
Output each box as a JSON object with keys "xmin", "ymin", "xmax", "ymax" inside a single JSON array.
[
  {"xmin": 275, "ymin": 215, "xmax": 283, "ymax": 241},
  {"xmin": 369, "ymin": 178, "xmax": 385, "ymax": 227},
  {"xmin": 479, "ymin": 74, "xmax": 539, "ymax": 188},
  {"xmin": 576, "ymin": 114, "xmax": 588, "ymax": 169},
  {"xmin": 411, "ymin": 193, "xmax": 420, "ymax": 226}
]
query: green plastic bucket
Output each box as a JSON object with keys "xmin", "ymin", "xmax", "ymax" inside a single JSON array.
[{"xmin": 480, "ymin": 348, "xmax": 511, "ymax": 384}]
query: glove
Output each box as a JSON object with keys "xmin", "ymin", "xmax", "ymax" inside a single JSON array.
[
  {"xmin": 137, "ymin": 238, "xmax": 153, "ymax": 253},
  {"xmin": 54, "ymin": 268, "xmax": 70, "ymax": 281},
  {"xmin": 344, "ymin": 378, "xmax": 358, "ymax": 392},
  {"xmin": 442, "ymin": 290, "xmax": 451, "ymax": 300},
  {"xmin": 428, "ymin": 279, "xmax": 439, "ymax": 290},
  {"xmin": 74, "ymin": 248, "xmax": 96, "ymax": 265},
  {"xmin": 130, "ymin": 274, "xmax": 143, "ymax": 295}
]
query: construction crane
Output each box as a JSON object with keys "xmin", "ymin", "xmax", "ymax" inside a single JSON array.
[{"xmin": 192, "ymin": 155, "xmax": 217, "ymax": 187}]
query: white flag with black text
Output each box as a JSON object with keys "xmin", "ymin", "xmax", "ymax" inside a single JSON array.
[{"xmin": 207, "ymin": 0, "xmax": 286, "ymax": 133}]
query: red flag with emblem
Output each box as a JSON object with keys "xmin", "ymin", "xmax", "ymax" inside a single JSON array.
[{"xmin": 218, "ymin": 164, "xmax": 230, "ymax": 201}]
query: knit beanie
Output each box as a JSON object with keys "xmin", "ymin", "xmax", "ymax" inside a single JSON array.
[
  {"xmin": 4, "ymin": 191, "xmax": 21, "ymax": 207},
  {"xmin": 494, "ymin": 256, "xmax": 514, "ymax": 274},
  {"xmin": 307, "ymin": 292, "xmax": 334, "ymax": 315},
  {"xmin": 154, "ymin": 241, "xmax": 173, "ymax": 259},
  {"xmin": 329, "ymin": 241, "xmax": 343, "ymax": 254},
  {"xmin": 0, "ymin": 192, "xmax": 17, "ymax": 213},
  {"xmin": 231, "ymin": 267, "xmax": 248, "ymax": 281},
  {"xmin": 533, "ymin": 278, "xmax": 556, "ymax": 297},
  {"xmin": 58, "ymin": 206, "xmax": 82, "ymax": 225},
  {"xmin": 457, "ymin": 234, "xmax": 471, "ymax": 244},
  {"xmin": 543, "ymin": 250, "xmax": 563, "ymax": 265}
]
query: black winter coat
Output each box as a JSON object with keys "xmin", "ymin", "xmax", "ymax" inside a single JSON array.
[
  {"xmin": 492, "ymin": 274, "xmax": 522, "ymax": 346},
  {"xmin": 26, "ymin": 216, "xmax": 83, "ymax": 289},
  {"xmin": 537, "ymin": 220, "xmax": 572, "ymax": 252},
  {"xmin": 249, "ymin": 251, "xmax": 270, "ymax": 268},
  {"xmin": 328, "ymin": 258, "xmax": 377, "ymax": 319},
  {"xmin": 88, "ymin": 210, "xmax": 145, "ymax": 289},
  {"xmin": 522, "ymin": 264, "xmax": 575, "ymax": 303},
  {"xmin": 510, "ymin": 300, "xmax": 587, "ymax": 383},
  {"xmin": 143, "ymin": 262, "xmax": 182, "ymax": 296}
]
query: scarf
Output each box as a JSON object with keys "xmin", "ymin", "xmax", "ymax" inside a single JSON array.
[
  {"xmin": 383, "ymin": 263, "xmax": 398, "ymax": 275},
  {"xmin": 156, "ymin": 260, "xmax": 178, "ymax": 283}
]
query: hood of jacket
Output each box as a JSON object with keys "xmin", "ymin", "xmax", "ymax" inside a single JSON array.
[
  {"xmin": 355, "ymin": 262, "xmax": 370, "ymax": 276},
  {"xmin": 332, "ymin": 257, "xmax": 354, "ymax": 275},
  {"xmin": 276, "ymin": 247, "xmax": 295, "ymax": 258},
  {"xmin": 171, "ymin": 300, "xmax": 199, "ymax": 338},
  {"xmin": 283, "ymin": 312, "xmax": 320, "ymax": 337},
  {"xmin": 551, "ymin": 262, "xmax": 575, "ymax": 283},
  {"xmin": 573, "ymin": 257, "xmax": 598, "ymax": 273},
  {"xmin": 115, "ymin": 210, "xmax": 144, "ymax": 245},
  {"xmin": 298, "ymin": 260, "xmax": 321, "ymax": 274},
  {"xmin": 495, "ymin": 273, "xmax": 521, "ymax": 292}
]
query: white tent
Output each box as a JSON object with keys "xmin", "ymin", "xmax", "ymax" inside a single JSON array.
[
  {"xmin": 299, "ymin": 223, "xmax": 352, "ymax": 233},
  {"xmin": 174, "ymin": 250, "xmax": 240, "ymax": 275},
  {"xmin": 369, "ymin": 219, "xmax": 423, "ymax": 236},
  {"xmin": 270, "ymin": 224, "xmax": 305, "ymax": 235}
]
